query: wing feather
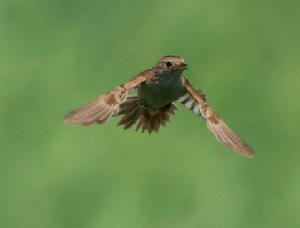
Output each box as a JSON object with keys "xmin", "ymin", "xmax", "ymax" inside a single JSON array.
[
  {"xmin": 179, "ymin": 76, "xmax": 254, "ymax": 158},
  {"xmin": 64, "ymin": 69, "xmax": 154, "ymax": 126}
]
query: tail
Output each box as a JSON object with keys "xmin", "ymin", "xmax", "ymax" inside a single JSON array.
[{"xmin": 117, "ymin": 96, "xmax": 177, "ymax": 133}]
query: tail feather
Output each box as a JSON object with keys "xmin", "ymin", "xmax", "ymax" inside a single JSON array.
[
  {"xmin": 117, "ymin": 96, "xmax": 177, "ymax": 133},
  {"xmin": 135, "ymin": 104, "xmax": 177, "ymax": 134}
]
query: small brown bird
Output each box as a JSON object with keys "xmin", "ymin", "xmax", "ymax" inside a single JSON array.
[{"xmin": 64, "ymin": 56, "xmax": 254, "ymax": 158}]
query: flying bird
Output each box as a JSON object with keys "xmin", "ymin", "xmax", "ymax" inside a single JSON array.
[{"xmin": 64, "ymin": 56, "xmax": 254, "ymax": 158}]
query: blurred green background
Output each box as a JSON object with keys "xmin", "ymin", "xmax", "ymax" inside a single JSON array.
[{"xmin": 1, "ymin": 0, "xmax": 300, "ymax": 227}]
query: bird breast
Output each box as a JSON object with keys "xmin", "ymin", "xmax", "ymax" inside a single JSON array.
[{"xmin": 138, "ymin": 75, "xmax": 186, "ymax": 110}]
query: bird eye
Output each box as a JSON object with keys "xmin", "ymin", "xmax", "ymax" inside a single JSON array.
[{"xmin": 166, "ymin": 62, "xmax": 172, "ymax": 68}]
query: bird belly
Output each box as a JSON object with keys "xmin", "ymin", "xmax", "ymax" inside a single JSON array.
[{"xmin": 138, "ymin": 79, "xmax": 186, "ymax": 113}]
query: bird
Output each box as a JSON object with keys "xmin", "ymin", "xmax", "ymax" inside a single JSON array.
[{"xmin": 64, "ymin": 55, "xmax": 254, "ymax": 158}]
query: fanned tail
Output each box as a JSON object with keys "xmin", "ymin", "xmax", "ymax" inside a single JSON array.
[
  {"xmin": 117, "ymin": 96, "xmax": 177, "ymax": 133},
  {"xmin": 136, "ymin": 104, "xmax": 177, "ymax": 133}
]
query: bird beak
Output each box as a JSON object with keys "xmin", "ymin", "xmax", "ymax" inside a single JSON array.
[{"xmin": 176, "ymin": 63, "xmax": 188, "ymax": 71}]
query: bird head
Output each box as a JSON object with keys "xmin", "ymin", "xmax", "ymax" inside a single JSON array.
[{"xmin": 154, "ymin": 55, "xmax": 188, "ymax": 74}]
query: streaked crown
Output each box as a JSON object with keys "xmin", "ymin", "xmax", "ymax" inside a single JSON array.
[
  {"xmin": 154, "ymin": 55, "xmax": 187, "ymax": 72},
  {"xmin": 157, "ymin": 55, "xmax": 185, "ymax": 65}
]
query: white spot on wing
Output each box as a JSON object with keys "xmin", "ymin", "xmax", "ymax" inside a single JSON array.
[
  {"xmin": 177, "ymin": 93, "xmax": 190, "ymax": 103},
  {"xmin": 185, "ymin": 100, "xmax": 194, "ymax": 109},
  {"xmin": 193, "ymin": 105, "xmax": 201, "ymax": 116}
]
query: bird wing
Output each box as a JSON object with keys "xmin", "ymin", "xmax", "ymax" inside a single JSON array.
[
  {"xmin": 178, "ymin": 76, "xmax": 254, "ymax": 158},
  {"xmin": 64, "ymin": 69, "xmax": 155, "ymax": 126}
]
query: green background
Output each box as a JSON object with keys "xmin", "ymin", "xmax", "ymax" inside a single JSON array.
[{"xmin": 1, "ymin": 0, "xmax": 300, "ymax": 227}]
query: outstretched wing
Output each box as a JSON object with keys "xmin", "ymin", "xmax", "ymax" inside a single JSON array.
[
  {"xmin": 64, "ymin": 69, "xmax": 154, "ymax": 126},
  {"xmin": 179, "ymin": 76, "xmax": 254, "ymax": 158}
]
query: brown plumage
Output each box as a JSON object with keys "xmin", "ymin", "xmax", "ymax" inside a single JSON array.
[
  {"xmin": 115, "ymin": 96, "xmax": 177, "ymax": 133},
  {"xmin": 180, "ymin": 77, "xmax": 254, "ymax": 158},
  {"xmin": 64, "ymin": 55, "xmax": 255, "ymax": 158}
]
